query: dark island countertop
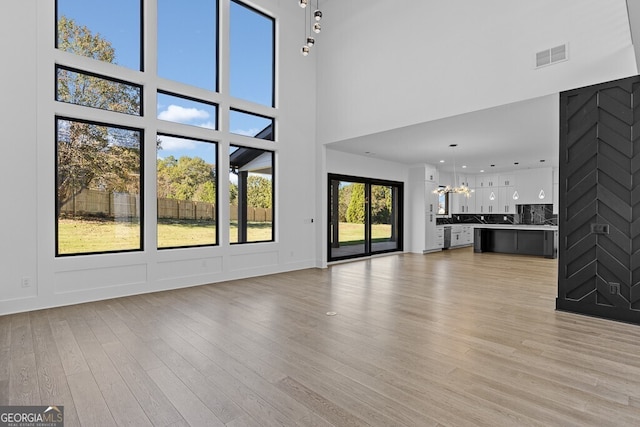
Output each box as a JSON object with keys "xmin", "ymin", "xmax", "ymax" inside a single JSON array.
[{"xmin": 473, "ymin": 226, "xmax": 557, "ymax": 258}]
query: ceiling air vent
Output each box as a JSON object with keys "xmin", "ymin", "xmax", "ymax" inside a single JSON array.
[{"xmin": 535, "ymin": 44, "xmax": 567, "ymax": 68}]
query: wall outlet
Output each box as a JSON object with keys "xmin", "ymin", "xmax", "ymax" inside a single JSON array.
[
  {"xmin": 21, "ymin": 277, "xmax": 32, "ymax": 288},
  {"xmin": 609, "ymin": 282, "xmax": 620, "ymax": 295}
]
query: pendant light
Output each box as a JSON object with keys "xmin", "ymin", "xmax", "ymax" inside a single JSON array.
[
  {"xmin": 433, "ymin": 144, "xmax": 471, "ymax": 198},
  {"xmin": 300, "ymin": 0, "xmax": 323, "ymax": 55}
]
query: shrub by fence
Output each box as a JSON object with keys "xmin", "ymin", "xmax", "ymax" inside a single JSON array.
[{"xmin": 60, "ymin": 189, "xmax": 271, "ymax": 222}]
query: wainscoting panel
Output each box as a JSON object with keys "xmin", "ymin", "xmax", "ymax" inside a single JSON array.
[{"xmin": 557, "ymin": 75, "xmax": 640, "ymax": 323}]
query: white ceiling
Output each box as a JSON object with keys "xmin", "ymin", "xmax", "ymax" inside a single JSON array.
[
  {"xmin": 318, "ymin": 0, "xmax": 640, "ymax": 175},
  {"xmin": 326, "ymin": 94, "xmax": 559, "ymax": 174}
]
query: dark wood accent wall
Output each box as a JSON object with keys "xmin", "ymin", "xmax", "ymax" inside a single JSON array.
[{"xmin": 557, "ymin": 75, "xmax": 640, "ymax": 324}]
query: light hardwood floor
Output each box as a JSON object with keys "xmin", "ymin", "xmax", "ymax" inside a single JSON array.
[{"xmin": 2, "ymin": 248, "xmax": 640, "ymax": 426}]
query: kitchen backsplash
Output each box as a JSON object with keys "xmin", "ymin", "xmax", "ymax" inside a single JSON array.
[
  {"xmin": 437, "ymin": 204, "xmax": 557, "ymax": 225},
  {"xmin": 516, "ymin": 204, "xmax": 555, "ymax": 225}
]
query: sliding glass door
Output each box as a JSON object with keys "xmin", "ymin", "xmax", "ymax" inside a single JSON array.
[{"xmin": 329, "ymin": 174, "xmax": 403, "ymax": 261}]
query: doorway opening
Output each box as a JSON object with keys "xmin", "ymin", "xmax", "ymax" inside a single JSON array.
[{"xmin": 328, "ymin": 174, "xmax": 403, "ymax": 261}]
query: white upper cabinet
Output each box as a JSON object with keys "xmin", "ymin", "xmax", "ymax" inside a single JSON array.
[
  {"xmin": 498, "ymin": 173, "xmax": 514, "ymax": 187},
  {"xmin": 513, "ymin": 168, "xmax": 553, "ymax": 205},
  {"xmin": 425, "ymin": 165, "xmax": 438, "ymax": 182},
  {"xmin": 476, "ymin": 174, "xmax": 497, "ymax": 187},
  {"xmin": 458, "ymin": 174, "xmax": 475, "ymax": 189},
  {"xmin": 448, "ymin": 168, "xmax": 553, "ymax": 214}
]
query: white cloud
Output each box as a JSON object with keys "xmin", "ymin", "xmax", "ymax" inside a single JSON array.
[
  {"xmin": 198, "ymin": 121, "xmax": 217, "ymax": 130},
  {"xmin": 157, "ymin": 135, "xmax": 196, "ymax": 152},
  {"xmin": 231, "ymin": 128, "xmax": 260, "ymax": 137},
  {"xmin": 158, "ymin": 104, "xmax": 210, "ymax": 123}
]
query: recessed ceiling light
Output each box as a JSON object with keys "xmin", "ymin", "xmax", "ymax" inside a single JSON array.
[
  {"xmin": 480, "ymin": 170, "xmax": 485, "ymax": 173},
  {"xmin": 462, "ymin": 165, "xmax": 467, "ymax": 168},
  {"xmin": 439, "ymin": 160, "xmax": 445, "ymax": 163}
]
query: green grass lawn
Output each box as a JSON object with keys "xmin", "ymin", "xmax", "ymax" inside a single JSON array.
[
  {"xmin": 337, "ymin": 222, "xmax": 392, "ymax": 245},
  {"xmin": 57, "ymin": 218, "xmax": 387, "ymax": 254},
  {"xmin": 58, "ymin": 218, "xmax": 273, "ymax": 254},
  {"xmin": 58, "ymin": 218, "xmax": 141, "ymax": 254}
]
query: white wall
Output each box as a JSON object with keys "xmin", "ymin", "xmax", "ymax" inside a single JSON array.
[
  {"xmin": 0, "ymin": 1, "xmax": 38, "ymax": 304},
  {"xmin": 317, "ymin": 0, "xmax": 638, "ymax": 145},
  {"xmin": 0, "ymin": 0, "xmax": 319, "ymax": 315},
  {"xmin": 323, "ymin": 149, "xmax": 410, "ymax": 263}
]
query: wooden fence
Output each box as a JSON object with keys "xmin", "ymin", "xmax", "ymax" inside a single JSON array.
[
  {"xmin": 60, "ymin": 189, "xmax": 271, "ymax": 222},
  {"xmin": 158, "ymin": 198, "xmax": 216, "ymax": 220},
  {"xmin": 228, "ymin": 205, "xmax": 272, "ymax": 222},
  {"xmin": 60, "ymin": 189, "xmax": 140, "ymax": 218}
]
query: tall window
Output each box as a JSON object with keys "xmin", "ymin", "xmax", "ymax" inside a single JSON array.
[
  {"xmin": 229, "ymin": 1, "xmax": 275, "ymax": 107},
  {"xmin": 55, "ymin": 0, "xmax": 276, "ymax": 255},
  {"xmin": 229, "ymin": 146, "xmax": 274, "ymax": 243},
  {"xmin": 56, "ymin": 0, "xmax": 142, "ymax": 71},
  {"xmin": 157, "ymin": 135, "xmax": 218, "ymax": 249},
  {"xmin": 56, "ymin": 118, "xmax": 143, "ymax": 255},
  {"xmin": 158, "ymin": 0, "xmax": 218, "ymax": 91}
]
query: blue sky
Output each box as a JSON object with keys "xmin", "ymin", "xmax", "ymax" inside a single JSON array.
[{"xmin": 58, "ymin": 0, "xmax": 274, "ymax": 165}]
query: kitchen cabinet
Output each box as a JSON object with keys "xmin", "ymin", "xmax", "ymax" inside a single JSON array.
[
  {"xmin": 462, "ymin": 225, "xmax": 473, "ymax": 244},
  {"xmin": 451, "ymin": 193, "xmax": 473, "ymax": 213},
  {"xmin": 450, "ymin": 168, "xmax": 554, "ymax": 214},
  {"xmin": 477, "ymin": 174, "xmax": 497, "ymax": 187},
  {"xmin": 436, "ymin": 226, "xmax": 444, "ymax": 248},
  {"xmin": 498, "ymin": 173, "xmax": 515, "ymax": 187},
  {"xmin": 471, "ymin": 187, "xmax": 484, "ymax": 214},
  {"xmin": 475, "ymin": 187, "xmax": 501, "ymax": 213},
  {"xmin": 457, "ymin": 174, "xmax": 475, "ymax": 189},
  {"xmin": 513, "ymin": 168, "xmax": 553, "ymax": 205},
  {"xmin": 409, "ymin": 165, "xmax": 441, "ymax": 253},
  {"xmin": 451, "ymin": 226, "xmax": 462, "ymax": 246},
  {"xmin": 473, "ymin": 186, "xmax": 516, "ymax": 214},
  {"xmin": 497, "ymin": 187, "xmax": 516, "ymax": 214},
  {"xmin": 474, "ymin": 225, "xmax": 557, "ymax": 258},
  {"xmin": 448, "ymin": 225, "xmax": 474, "ymax": 247},
  {"xmin": 425, "ymin": 182, "xmax": 440, "ymax": 251}
]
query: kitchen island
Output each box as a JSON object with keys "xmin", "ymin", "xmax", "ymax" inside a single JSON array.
[{"xmin": 473, "ymin": 224, "xmax": 557, "ymax": 258}]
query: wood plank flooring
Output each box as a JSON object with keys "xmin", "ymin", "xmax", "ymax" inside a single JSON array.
[{"xmin": 2, "ymin": 248, "xmax": 640, "ymax": 426}]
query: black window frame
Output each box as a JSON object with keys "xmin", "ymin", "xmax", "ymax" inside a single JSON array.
[
  {"xmin": 229, "ymin": 0, "xmax": 276, "ymax": 108},
  {"xmin": 328, "ymin": 174, "xmax": 404, "ymax": 262},
  {"xmin": 54, "ymin": 0, "xmax": 145, "ymax": 72},
  {"xmin": 229, "ymin": 107, "xmax": 275, "ymax": 141},
  {"xmin": 55, "ymin": 115, "xmax": 145, "ymax": 257},
  {"xmin": 157, "ymin": 89, "xmax": 220, "ymax": 130},
  {"xmin": 156, "ymin": 132, "xmax": 220, "ymax": 250},
  {"xmin": 55, "ymin": 65, "xmax": 144, "ymax": 116},
  {"xmin": 157, "ymin": 0, "xmax": 219, "ymax": 92},
  {"xmin": 229, "ymin": 145, "xmax": 275, "ymax": 244}
]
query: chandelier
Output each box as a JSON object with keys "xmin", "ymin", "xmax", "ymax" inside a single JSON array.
[
  {"xmin": 300, "ymin": 0, "xmax": 323, "ymax": 56},
  {"xmin": 433, "ymin": 144, "xmax": 472, "ymax": 198}
]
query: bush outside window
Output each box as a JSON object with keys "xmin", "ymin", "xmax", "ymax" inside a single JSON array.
[{"xmin": 157, "ymin": 135, "xmax": 218, "ymax": 249}]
